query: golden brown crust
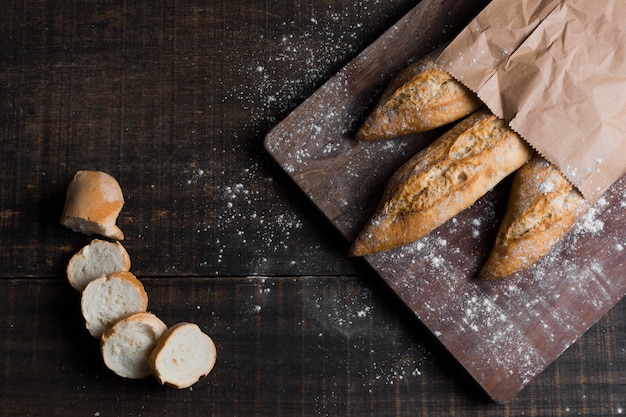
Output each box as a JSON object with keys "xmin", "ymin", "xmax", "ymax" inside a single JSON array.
[
  {"xmin": 355, "ymin": 55, "xmax": 482, "ymax": 140},
  {"xmin": 350, "ymin": 111, "xmax": 533, "ymax": 256},
  {"xmin": 60, "ymin": 170, "xmax": 125, "ymax": 240},
  {"xmin": 479, "ymin": 156, "xmax": 590, "ymax": 280}
]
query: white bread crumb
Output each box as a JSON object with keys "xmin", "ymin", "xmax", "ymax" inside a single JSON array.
[
  {"xmin": 101, "ymin": 312, "xmax": 167, "ymax": 379},
  {"xmin": 67, "ymin": 239, "xmax": 131, "ymax": 292},
  {"xmin": 149, "ymin": 322, "xmax": 217, "ymax": 388},
  {"xmin": 81, "ymin": 271, "xmax": 148, "ymax": 339}
]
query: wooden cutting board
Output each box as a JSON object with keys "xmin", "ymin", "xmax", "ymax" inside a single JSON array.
[{"xmin": 264, "ymin": 0, "xmax": 626, "ymax": 402}]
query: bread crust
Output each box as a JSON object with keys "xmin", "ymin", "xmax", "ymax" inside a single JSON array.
[
  {"xmin": 480, "ymin": 156, "xmax": 590, "ymax": 280},
  {"xmin": 355, "ymin": 55, "xmax": 482, "ymax": 140},
  {"xmin": 61, "ymin": 170, "xmax": 125, "ymax": 240},
  {"xmin": 350, "ymin": 111, "xmax": 533, "ymax": 256}
]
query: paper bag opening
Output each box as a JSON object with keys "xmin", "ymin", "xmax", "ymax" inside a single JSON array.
[{"xmin": 436, "ymin": 0, "xmax": 626, "ymax": 203}]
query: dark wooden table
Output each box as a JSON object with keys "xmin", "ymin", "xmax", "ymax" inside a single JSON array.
[{"xmin": 2, "ymin": 0, "xmax": 625, "ymax": 415}]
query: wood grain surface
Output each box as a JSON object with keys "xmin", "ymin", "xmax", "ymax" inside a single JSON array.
[
  {"xmin": 2, "ymin": 0, "xmax": 626, "ymax": 415},
  {"xmin": 264, "ymin": 0, "xmax": 626, "ymax": 402}
]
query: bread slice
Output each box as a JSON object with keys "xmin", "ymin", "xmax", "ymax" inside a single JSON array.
[
  {"xmin": 81, "ymin": 271, "xmax": 148, "ymax": 339},
  {"xmin": 61, "ymin": 170, "xmax": 125, "ymax": 240},
  {"xmin": 350, "ymin": 110, "xmax": 533, "ymax": 256},
  {"xmin": 149, "ymin": 322, "xmax": 217, "ymax": 389},
  {"xmin": 66, "ymin": 239, "xmax": 131, "ymax": 292},
  {"xmin": 480, "ymin": 156, "xmax": 590, "ymax": 280},
  {"xmin": 101, "ymin": 312, "xmax": 168, "ymax": 379},
  {"xmin": 355, "ymin": 55, "xmax": 482, "ymax": 140}
]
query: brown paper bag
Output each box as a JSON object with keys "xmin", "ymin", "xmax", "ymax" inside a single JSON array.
[{"xmin": 437, "ymin": 0, "xmax": 626, "ymax": 202}]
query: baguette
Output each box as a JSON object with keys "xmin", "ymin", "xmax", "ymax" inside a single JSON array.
[
  {"xmin": 480, "ymin": 156, "xmax": 590, "ymax": 280},
  {"xmin": 350, "ymin": 110, "xmax": 533, "ymax": 256},
  {"xmin": 81, "ymin": 271, "xmax": 148, "ymax": 339},
  {"xmin": 355, "ymin": 55, "xmax": 482, "ymax": 140},
  {"xmin": 66, "ymin": 239, "xmax": 131, "ymax": 292},
  {"xmin": 101, "ymin": 312, "xmax": 168, "ymax": 379},
  {"xmin": 61, "ymin": 170, "xmax": 125, "ymax": 240},
  {"xmin": 149, "ymin": 322, "xmax": 217, "ymax": 389}
]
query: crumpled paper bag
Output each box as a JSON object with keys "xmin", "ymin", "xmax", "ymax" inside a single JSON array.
[{"xmin": 436, "ymin": 0, "xmax": 626, "ymax": 203}]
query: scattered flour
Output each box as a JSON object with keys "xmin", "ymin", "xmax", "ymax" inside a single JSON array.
[
  {"xmin": 181, "ymin": 159, "xmax": 308, "ymax": 273},
  {"xmin": 363, "ymin": 178, "xmax": 626, "ymax": 394},
  {"xmin": 224, "ymin": 9, "xmax": 376, "ymax": 128},
  {"xmin": 178, "ymin": 0, "xmax": 626, "ymax": 400},
  {"xmin": 302, "ymin": 277, "xmax": 429, "ymax": 391},
  {"xmin": 575, "ymin": 196, "xmax": 608, "ymax": 235},
  {"xmin": 216, "ymin": 167, "xmax": 304, "ymax": 253}
]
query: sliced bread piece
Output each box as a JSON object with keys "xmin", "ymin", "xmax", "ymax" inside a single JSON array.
[
  {"xmin": 61, "ymin": 170, "xmax": 125, "ymax": 240},
  {"xmin": 81, "ymin": 271, "xmax": 148, "ymax": 339},
  {"xmin": 67, "ymin": 239, "xmax": 131, "ymax": 292},
  {"xmin": 149, "ymin": 322, "xmax": 217, "ymax": 389},
  {"xmin": 101, "ymin": 312, "xmax": 168, "ymax": 379}
]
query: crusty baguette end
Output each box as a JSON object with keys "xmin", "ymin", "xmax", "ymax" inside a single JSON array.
[
  {"xmin": 61, "ymin": 170, "xmax": 125, "ymax": 240},
  {"xmin": 355, "ymin": 55, "xmax": 482, "ymax": 140},
  {"xmin": 479, "ymin": 156, "xmax": 590, "ymax": 280}
]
